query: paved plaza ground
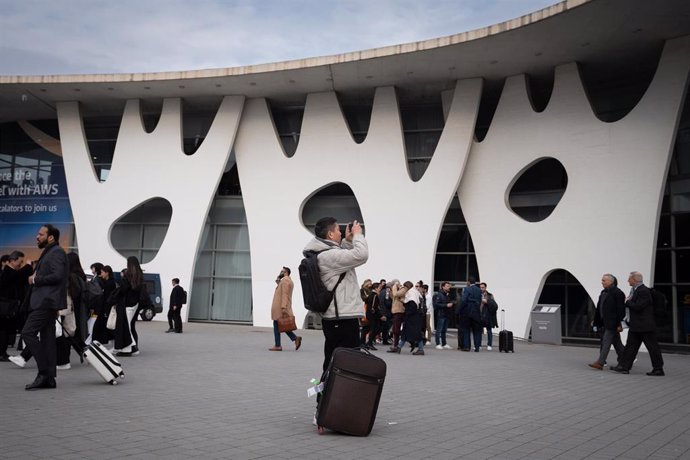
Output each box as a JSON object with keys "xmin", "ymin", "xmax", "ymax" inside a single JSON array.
[{"xmin": 1, "ymin": 321, "xmax": 689, "ymax": 460}]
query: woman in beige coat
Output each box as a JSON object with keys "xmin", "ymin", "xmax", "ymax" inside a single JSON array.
[
  {"xmin": 387, "ymin": 279, "xmax": 408, "ymax": 353},
  {"xmin": 269, "ymin": 267, "xmax": 302, "ymax": 351}
]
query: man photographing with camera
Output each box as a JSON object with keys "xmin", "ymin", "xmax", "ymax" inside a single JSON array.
[{"xmin": 303, "ymin": 217, "xmax": 368, "ymax": 372}]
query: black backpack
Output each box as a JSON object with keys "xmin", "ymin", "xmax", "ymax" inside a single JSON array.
[
  {"xmin": 84, "ymin": 277, "xmax": 104, "ymax": 309},
  {"xmin": 180, "ymin": 288, "xmax": 188, "ymax": 305},
  {"xmin": 299, "ymin": 249, "xmax": 345, "ymax": 316},
  {"xmin": 650, "ymin": 288, "xmax": 667, "ymax": 313}
]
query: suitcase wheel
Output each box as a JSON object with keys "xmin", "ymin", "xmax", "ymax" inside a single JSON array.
[{"xmin": 110, "ymin": 380, "xmax": 118, "ymax": 385}]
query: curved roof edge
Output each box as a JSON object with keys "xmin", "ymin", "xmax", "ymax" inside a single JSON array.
[{"xmin": 0, "ymin": 0, "xmax": 589, "ymax": 84}]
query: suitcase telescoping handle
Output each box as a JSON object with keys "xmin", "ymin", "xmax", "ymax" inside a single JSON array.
[{"xmin": 501, "ymin": 308, "xmax": 505, "ymax": 331}]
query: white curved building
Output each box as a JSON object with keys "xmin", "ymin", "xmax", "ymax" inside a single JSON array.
[{"xmin": 1, "ymin": 0, "xmax": 689, "ymax": 347}]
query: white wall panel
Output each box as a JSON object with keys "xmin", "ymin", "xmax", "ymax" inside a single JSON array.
[
  {"xmin": 458, "ymin": 37, "xmax": 690, "ymax": 337},
  {"xmin": 58, "ymin": 96, "xmax": 244, "ymax": 321},
  {"xmin": 234, "ymin": 82, "xmax": 482, "ymax": 327}
]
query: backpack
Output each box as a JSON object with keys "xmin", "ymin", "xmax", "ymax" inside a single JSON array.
[
  {"xmin": 298, "ymin": 249, "xmax": 346, "ymax": 316},
  {"xmin": 180, "ymin": 288, "xmax": 188, "ymax": 305},
  {"xmin": 650, "ymin": 288, "xmax": 667, "ymax": 313},
  {"xmin": 84, "ymin": 277, "xmax": 104, "ymax": 310}
]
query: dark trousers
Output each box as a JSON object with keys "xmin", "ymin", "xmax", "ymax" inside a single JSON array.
[
  {"xmin": 168, "ymin": 306, "xmax": 183, "ymax": 332},
  {"xmin": 391, "ymin": 313, "xmax": 404, "ymax": 348},
  {"xmin": 0, "ymin": 316, "xmax": 16, "ymax": 356},
  {"xmin": 381, "ymin": 313, "xmax": 392, "ymax": 343},
  {"xmin": 462, "ymin": 318, "xmax": 483, "ymax": 350},
  {"xmin": 21, "ymin": 309, "xmax": 57, "ymax": 378},
  {"xmin": 321, "ymin": 318, "xmax": 360, "ymax": 372},
  {"xmin": 620, "ymin": 330, "xmax": 664, "ymax": 371},
  {"xmin": 56, "ymin": 336, "xmax": 71, "ymax": 366},
  {"xmin": 457, "ymin": 316, "xmax": 468, "ymax": 349},
  {"xmin": 361, "ymin": 317, "xmax": 379, "ymax": 346},
  {"xmin": 597, "ymin": 328, "xmax": 624, "ymax": 365}
]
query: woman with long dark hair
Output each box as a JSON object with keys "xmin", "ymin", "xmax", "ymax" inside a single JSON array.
[
  {"xmin": 113, "ymin": 256, "xmax": 149, "ymax": 356},
  {"xmin": 56, "ymin": 252, "xmax": 87, "ymax": 369},
  {"xmin": 92, "ymin": 265, "xmax": 116, "ymax": 345}
]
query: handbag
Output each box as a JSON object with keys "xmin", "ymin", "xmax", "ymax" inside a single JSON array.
[
  {"xmin": 278, "ymin": 315, "xmax": 297, "ymax": 333},
  {"xmin": 58, "ymin": 295, "xmax": 77, "ymax": 337},
  {"xmin": 60, "ymin": 310, "xmax": 77, "ymax": 337},
  {"xmin": 106, "ymin": 306, "xmax": 117, "ymax": 330},
  {"xmin": 0, "ymin": 298, "xmax": 18, "ymax": 318}
]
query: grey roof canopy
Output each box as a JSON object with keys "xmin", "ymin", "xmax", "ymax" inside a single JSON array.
[{"xmin": 0, "ymin": 0, "xmax": 689, "ymax": 122}]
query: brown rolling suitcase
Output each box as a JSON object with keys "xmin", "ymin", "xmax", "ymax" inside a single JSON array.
[{"xmin": 316, "ymin": 347, "xmax": 386, "ymax": 436}]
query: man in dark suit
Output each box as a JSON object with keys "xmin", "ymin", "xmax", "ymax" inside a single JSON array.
[
  {"xmin": 166, "ymin": 278, "xmax": 184, "ymax": 334},
  {"xmin": 21, "ymin": 224, "xmax": 68, "ymax": 390},
  {"xmin": 589, "ymin": 273, "xmax": 625, "ymax": 370},
  {"xmin": 612, "ymin": 271, "xmax": 664, "ymax": 376}
]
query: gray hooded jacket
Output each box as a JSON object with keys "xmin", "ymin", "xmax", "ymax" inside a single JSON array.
[{"xmin": 302, "ymin": 233, "xmax": 368, "ymax": 320}]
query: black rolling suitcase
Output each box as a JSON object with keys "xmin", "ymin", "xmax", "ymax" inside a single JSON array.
[
  {"xmin": 499, "ymin": 309, "xmax": 514, "ymax": 353},
  {"xmin": 316, "ymin": 347, "xmax": 386, "ymax": 436}
]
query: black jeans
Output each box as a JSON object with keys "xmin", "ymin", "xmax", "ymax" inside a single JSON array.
[
  {"xmin": 321, "ymin": 318, "xmax": 360, "ymax": 373},
  {"xmin": 168, "ymin": 306, "xmax": 183, "ymax": 332},
  {"xmin": 620, "ymin": 330, "xmax": 664, "ymax": 370},
  {"xmin": 21, "ymin": 309, "xmax": 57, "ymax": 378},
  {"xmin": 0, "ymin": 316, "xmax": 16, "ymax": 356}
]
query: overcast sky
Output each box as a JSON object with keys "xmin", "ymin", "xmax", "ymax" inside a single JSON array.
[{"xmin": 0, "ymin": 0, "xmax": 557, "ymax": 76}]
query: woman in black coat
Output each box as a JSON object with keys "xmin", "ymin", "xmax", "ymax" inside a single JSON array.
[
  {"xmin": 92, "ymin": 265, "xmax": 116, "ymax": 345},
  {"xmin": 56, "ymin": 252, "xmax": 87, "ymax": 368},
  {"xmin": 113, "ymin": 256, "xmax": 149, "ymax": 356},
  {"xmin": 403, "ymin": 281, "xmax": 425, "ymax": 355}
]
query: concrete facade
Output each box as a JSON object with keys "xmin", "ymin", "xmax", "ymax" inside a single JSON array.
[{"xmin": 1, "ymin": 0, "xmax": 690, "ymax": 338}]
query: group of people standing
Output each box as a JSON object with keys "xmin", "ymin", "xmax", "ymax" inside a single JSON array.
[
  {"xmin": 356, "ymin": 277, "xmax": 499, "ymax": 355},
  {"xmin": 0, "ymin": 224, "xmax": 154, "ymax": 390}
]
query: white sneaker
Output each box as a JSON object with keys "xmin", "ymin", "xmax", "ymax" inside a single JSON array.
[
  {"xmin": 487, "ymin": 346, "xmax": 493, "ymax": 351},
  {"xmin": 9, "ymin": 356, "xmax": 26, "ymax": 368},
  {"xmin": 443, "ymin": 345, "xmax": 452, "ymax": 350},
  {"xmin": 56, "ymin": 363, "xmax": 71, "ymax": 370},
  {"xmin": 435, "ymin": 345, "xmax": 443, "ymax": 350}
]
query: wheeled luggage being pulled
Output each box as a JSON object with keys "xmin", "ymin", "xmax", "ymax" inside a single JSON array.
[
  {"xmin": 83, "ymin": 340, "xmax": 125, "ymax": 385},
  {"xmin": 316, "ymin": 347, "xmax": 386, "ymax": 436}
]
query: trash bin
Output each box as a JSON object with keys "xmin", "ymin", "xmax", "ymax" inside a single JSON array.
[{"xmin": 530, "ymin": 304, "xmax": 562, "ymax": 345}]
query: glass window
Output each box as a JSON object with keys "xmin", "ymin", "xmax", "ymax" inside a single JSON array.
[
  {"xmin": 211, "ymin": 278, "xmax": 253, "ymax": 321},
  {"xmin": 654, "ymin": 250, "xmax": 672, "ymax": 284},
  {"xmin": 110, "ymin": 224, "xmax": 141, "ymax": 249},
  {"xmin": 566, "ymin": 283, "xmax": 596, "ymax": 338},
  {"xmin": 209, "ymin": 199, "xmax": 248, "ymax": 223},
  {"xmin": 193, "ymin": 252, "xmax": 213, "ymax": 277},
  {"xmin": 143, "ymin": 224, "xmax": 168, "ymax": 249},
  {"xmin": 672, "ymin": 127, "xmax": 690, "ymax": 175},
  {"xmin": 141, "ymin": 250, "xmax": 158, "ymax": 264},
  {"xmin": 677, "ymin": 285, "xmax": 690, "ymax": 344},
  {"xmin": 544, "ymin": 269, "xmax": 567, "ymax": 284},
  {"xmin": 215, "ymin": 226, "xmax": 250, "ymax": 250},
  {"xmin": 214, "ymin": 252, "xmax": 251, "ymax": 277},
  {"xmin": 199, "ymin": 225, "xmax": 213, "ymax": 251},
  {"xmin": 675, "ymin": 213, "xmax": 690, "ymax": 247},
  {"xmin": 657, "ymin": 214, "xmax": 671, "ymax": 248},
  {"xmin": 188, "ymin": 278, "xmax": 211, "ymax": 320},
  {"xmin": 652, "ymin": 285, "xmax": 673, "ymax": 343},
  {"xmin": 676, "ymin": 250, "xmax": 690, "ymax": 283},
  {"xmin": 468, "ymin": 255, "xmax": 479, "ymax": 280},
  {"xmin": 436, "ymin": 225, "xmax": 469, "ymax": 252},
  {"xmin": 434, "ymin": 254, "xmax": 467, "ymax": 282}
]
